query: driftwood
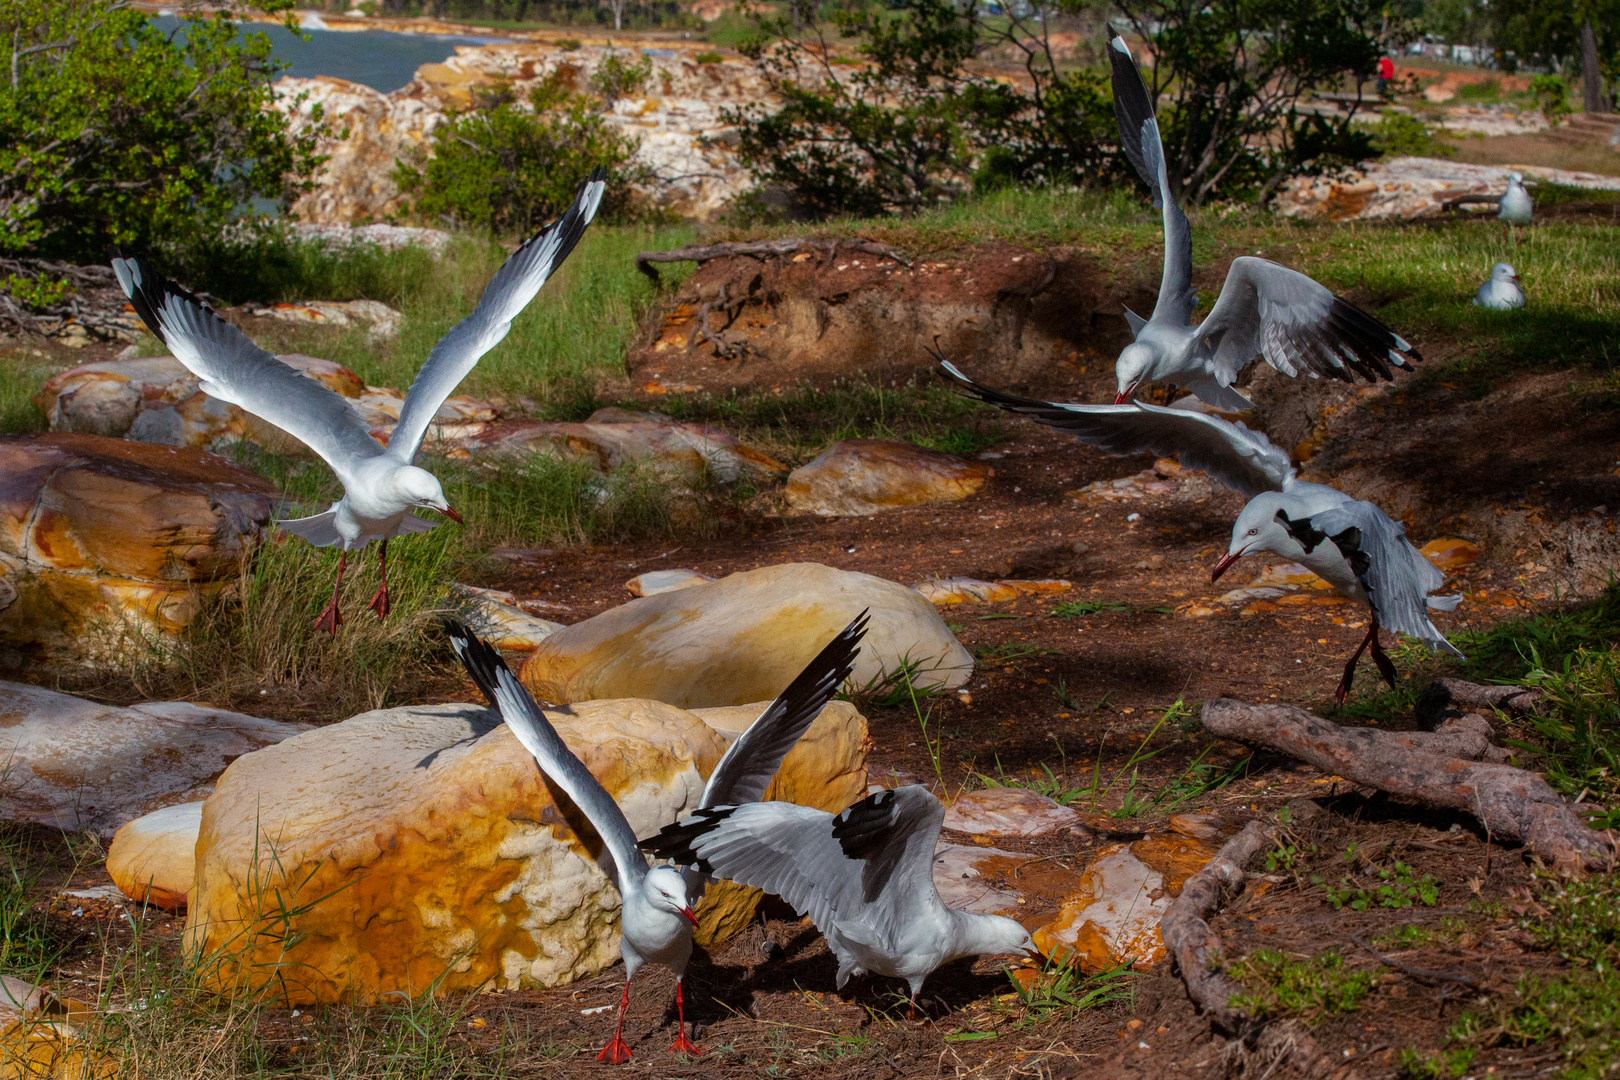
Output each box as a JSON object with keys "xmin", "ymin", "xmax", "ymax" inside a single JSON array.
[
  {"xmin": 1421, "ymin": 677, "xmax": 1547, "ymax": 720},
  {"xmin": 1202, "ymin": 698, "xmax": 1617, "ymax": 873},
  {"xmin": 634, "ymin": 237, "xmax": 910, "ymax": 283}
]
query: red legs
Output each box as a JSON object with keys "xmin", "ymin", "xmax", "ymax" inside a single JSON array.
[
  {"xmin": 368, "ymin": 540, "xmax": 391, "ymax": 619},
  {"xmin": 1334, "ymin": 616, "xmax": 1395, "ymax": 704},
  {"xmin": 668, "ymin": 980, "xmax": 701, "ymax": 1057},
  {"xmin": 313, "ymin": 551, "xmax": 347, "ymax": 636},
  {"xmin": 597, "ymin": 982, "xmax": 632, "ymax": 1064},
  {"xmin": 1368, "ymin": 626, "xmax": 1398, "ymax": 690}
]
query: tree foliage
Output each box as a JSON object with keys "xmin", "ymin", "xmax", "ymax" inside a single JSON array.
[
  {"xmin": 1490, "ymin": 0, "xmax": 1618, "ymax": 96},
  {"xmin": 0, "ymin": 0, "xmax": 322, "ymax": 263}
]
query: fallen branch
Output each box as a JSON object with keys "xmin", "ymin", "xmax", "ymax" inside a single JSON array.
[
  {"xmin": 1421, "ymin": 677, "xmax": 1546, "ymax": 719},
  {"xmin": 1202, "ymin": 699, "xmax": 1617, "ymax": 874},
  {"xmin": 634, "ymin": 238, "xmax": 910, "ymax": 282},
  {"xmin": 1349, "ymin": 932, "xmax": 1481, "ymax": 988},
  {"xmin": 1161, "ymin": 818, "xmax": 1274, "ymax": 1032}
]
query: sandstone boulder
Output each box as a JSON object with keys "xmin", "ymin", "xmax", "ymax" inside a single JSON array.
[
  {"xmin": 0, "ymin": 682, "xmax": 306, "ymax": 836},
  {"xmin": 0, "ymin": 435, "xmax": 280, "ymax": 661},
  {"xmin": 913, "ymin": 578, "xmax": 1073, "ymax": 607},
  {"xmin": 625, "ymin": 568, "xmax": 715, "ymax": 597},
  {"xmin": 451, "ymin": 585, "xmax": 565, "ymax": 652},
  {"xmin": 462, "ymin": 415, "xmax": 785, "ymax": 483},
  {"xmin": 107, "ymin": 802, "xmax": 204, "ymax": 911},
  {"xmin": 785, "ymin": 439, "xmax": 987, "ymax": 516},
  {"xmin": 944, "ymin": 787, "xmax": 1082, "ymax": 837},
  {"xmin": 519, "ymin": 562, "xmax": 973, "ymax": 707}
]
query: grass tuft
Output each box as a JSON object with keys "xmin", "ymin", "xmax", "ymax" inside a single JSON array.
[{"xmin": 1228, "ymin": 947, "xmax": 1378, "ymax": 1024}]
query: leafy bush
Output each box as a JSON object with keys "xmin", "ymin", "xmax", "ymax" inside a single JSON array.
[
  {"xmin": 394, "ymin": 73, "xmax": 647, "ymax": 235},
  {"xmin": 590, "ymin": 49, "xmax": 653, "ymax": 101},
  {"xmin": 0, "ymin": 0, "xmax": 321, "ymax": 264},
  {"xmin": 1531, "ymin": 73, "xmax": 1573, "ymax": 125},
  {"xmin": 694, "ymin": 51, "xmax": 724, "ymax": 63},
  {"xmin": 1372, "ymin": 110, "xmax": 1455, "ymax": 158}
]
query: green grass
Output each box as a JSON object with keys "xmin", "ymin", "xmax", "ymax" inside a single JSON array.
[
  {"xmin": 0, "ymin": 349, "xmax": 54, "ymax": 434},
  {"xmin": 1003, "ymin": 961, "xmax": 1132, "ymax": 1026},
  {"xmin": 1228, "ymin": 947, "xmax": 1378, "ymax": 1024},
  {"xmin": 1050, "ymin": 599, "xmax": 1132, "ymax": 618}
]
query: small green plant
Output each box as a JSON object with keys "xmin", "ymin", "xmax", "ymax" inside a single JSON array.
[
  {"xmin": 1265, "ymin": 843, "xmax": 1305, "ymax": 874},
  {"xmin": 1530, "ymin": 74, "xmax": 1571, "ymax": 125},
  {"xmin": 693, "ymin": 50, "xmax": 724, "ymax": 63},
  {"xmin": 0, "ymin": 272, "xmax": 69, "ymax": 309},
  {"xmin": 1397, "ymin": 1044, "xmax": 1476, "ymax": 1079},
  {"xmin": 1229, "ymin": 948, "xmax": 1377, "ymax": 1024},
  {"xmin": 911, "ymin": 424, "xmax": 1001, "ymax": 456},
  {"xmin": 590, "ymin": 49, "xmax": 653, "ymax": 102},
  {"xmin": 1323, "ymin": 861, "xmax": 1440, "ymax": 911},
  {"xmin": 1052, "ymin": 677, "xmax": 1080, "ymax": 710},
  {"xmin": 1005, "ymin": 960, "xmax": 1131, "ymax": 1025},
  {"xmin": 1374, "ymin": 924, "xmax": 1438, "ymax": 951},
  {"xmin": 1051, "ymin": 599, "xmax": 1131, "ymax": 618}
]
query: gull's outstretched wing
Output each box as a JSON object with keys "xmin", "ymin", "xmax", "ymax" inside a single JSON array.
[
  {"xmin": 644, "ymin": 786, "xmax": 945, "ymax": 950},
  {"xmin": 389, "ymin": 170, "xmax": 606, "ymax": 462},
  {"xmin": 1197, "ymin": 257, "xmax": 1420, "ymax": 389},
  {"xmin": 111, "ymin": 254, "xmax": 385, "ymax": 484},
  {"xmin": 935, "ymin": 360, "xmax": 1292, "ymax": 498},
  {"xmin": 1109, "ymin": 36, "xmax": 1194, "ymax": 327},
  {"xmin": 1302, "ymin": 504, "xmax": 1463, "ymax": 658},
  {"xmin": 449, "ymin": 621, "xmax": 648, "ymax": 891},
  {"xmin": 700, "ymin": 610, "xmax": 869, "ymax": 809}
]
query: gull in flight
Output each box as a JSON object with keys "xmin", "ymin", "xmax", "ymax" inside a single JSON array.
[
  {"xmin": 449, "ymin": 611, "xmax": 868, "ymax": 1062},
  {"xmin": 937, "ymin": 359, "xmax": 1463, "ymax": 703},
  {"xmin": 643, "ymin": 783, "xmax": 1038, "ymax": 1017},
  {"xmin": 113, "ymin": 170, "xmax": 606, "ymax": 633},
  {"xmin": 1105, "ymin": 36, "xmax": 1420, "ymax": 410},
  {"xmin": 1473, "ymin": 262, "xmax": 1525, "ymax": 310}
]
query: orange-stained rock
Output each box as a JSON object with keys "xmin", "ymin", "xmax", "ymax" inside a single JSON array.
[
  {"xmin": 0, "ymin": 681, "xmax": 307, "ymax": 837},
  {"xmin": 107, "ymin": 802, "xmax": 204, "ymax": 911},
  {"xmin": 687, "ymin": 700, "xmax": 870, "ymax": 943},
  {"xmin": 451, "ymin": 584, "xmax": 564, "ymax": 652},
  {"xmin": 0, "ymin": 976, "xmax": 108, "ymax": 1080},
  {"xmin": 1421, "ymin": 537, "xmax": 1483, "ymax": 572},
  {"xmin": 626, "ymin": 568, "xmax": 715, "ymax": 597},
  {"xmin": 518, "ymin": 562, "xmax": 973, "ymax": 707},
  {"xmin": 0, "ymin": 434, "xmax": 279, "ymax": 659},
  {"xmin": 912, "ymin": 577, "xmax": 1073, "ymax": 607},
  {"xmin": 185, "ymin": 699, "xmax": 731, "ymax": 1004},
  {"xmin": 785, "ymin": 439, "xmax": 986, "ymax": 516},
  {"xmin": 944, "ymin": 787, "xmax": 1082, "ymax": 837},
  {"xmin": 461, "ymin": 417, "xmax": 786, "ymax": 483}
]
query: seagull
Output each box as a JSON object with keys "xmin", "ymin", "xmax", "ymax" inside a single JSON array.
[
  {"xmin": 936, "ymin": 359, "xmax": 1463, "ymax": 703},
  {"xmin": 1104, "ymin": 36, "xmax": 1420, "ymax": 411},
  {"xmin": 1499, "ymin": 172, "xmax": 1533, "ymax": 235},
  {"xmin": 112, "ymin": 170, "xmax": 606, "ymax": 634},
  {"xmin": 1473, "ymin": 262, "xmax": 1525, "ymax": 310},
  {"xmin": 449, "ymin": 611, "xmax": 868, "ymax": 1062},
  {"xmin": 643, "ymin": 784, "xmax": 1038, "ymax": 1017}
]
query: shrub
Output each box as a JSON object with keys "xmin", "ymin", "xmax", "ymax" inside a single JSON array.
[
  {"xmin": 590, "ymin": 48, "xmax": 653, "ymax": 101},
  {"xmin": 1530, "ymin": 74, "xmax": 1572, "ymax": 125},
  {"xmin": 694, "ymin": 50, "xmax": 724, "ymax": 63},
  {"xmin": 1371, "ymin": 109, "xmax": 1455, "ymax": 158}
]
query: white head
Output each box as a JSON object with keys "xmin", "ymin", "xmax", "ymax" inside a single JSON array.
[
  {"xmin": 1115, "ymin": 342, "xmax": 1157, "ymax": 404},
  {"xmin": 1211, "ymin": 492, "xmax": 1301, "ymax": 582},
  {"xmin": 976, "ymin": 915, "xmax": 1040, "ymax": 962},
  {"xmin": 1507, "ymin": 171, "xmax": 1524, "ymax": 187},
  {"xmin": 642, "ymin": 865, "xmax": 698, "ymax": 927},
  {"xmin": 1491, "ymin": 262, "xmax": 1521, "ymax": 285},
  {"xmin": 393, "ymin": 466, "xmax": 463, "ymax": 524}
]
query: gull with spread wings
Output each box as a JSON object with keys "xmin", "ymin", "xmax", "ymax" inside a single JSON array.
[
  {"xmin": 112, "ymin": 170, "xmax": 605, "ymax": 633},
  {"xmin": 937, "ymin": 359, "xmax": 1462, "ymax": 702},
  {"xmin": 1105, "ymin": 36, "xmax": 1419, "ymax": 410},
  {"xmin": 449, "ymin": 611, "xmax": 868, "ymax": 1062}
]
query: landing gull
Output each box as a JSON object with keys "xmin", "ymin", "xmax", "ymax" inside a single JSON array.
[
  {"xmin": 1473, "ymin": 262, "xmax": 1525, "ymax": 310},
  {"xmin": 643, "ymin": 785, "xmax": 1038, "ymax": 1015},
  {"xmin": 936, "ymin": 359, "xmax": 1463, "ymax": 702},
  {"xmin": 449, "ymin": 611, "xmax": 868, "ymax": 1061},
  {"xmin": 112, "ymin": 170, "xmax": 606, "ymax": 634},
  {"xmin": 1105, "ymin": 36, "xmax": 1420, "ymax": 410}
]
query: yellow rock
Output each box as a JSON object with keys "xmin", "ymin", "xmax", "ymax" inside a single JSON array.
[
  {"xmin": 912, "ymin": 577, "xmax": 1073, "ymax": 607},
  {"xmin": 785, "ymin": 439, "xmax": 987, "ymax": 516},
  {"xmin": 0, "ymin": 977, "xmax": 108, "ymax": 1080},
  {"xmin": 1421, "ymin": 537, "xmax": 1482, "ymax": 572},
  {"xmin": 519, "ymin": 562, "xmax": 973, "ymax": 707},
  {"xmin": 107, "ymin": 803, "xmax": 204, "ymax": 912}
]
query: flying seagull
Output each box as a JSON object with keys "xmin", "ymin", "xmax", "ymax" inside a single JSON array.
[
  {"xmin": 643, "ymin": 785, "xmax": 1039, "ymax": 1016},
  {"xmin": 936, "ymin": 359, "xmax": 1463, "ymax": 702},
  {"xmin": 112, "ymin": 170, "xmax": 606, "ymax": 634},
  {"xmin": 1105, "ymin": 36, "xmax": 1420, "ymax": 410},
  {"xmin": 1473, "ymin": 262, "xmax": 1525, "ymax": 310},
  {"xmin": 1499, "ymin": 172, "xmax": 1533, "ymax": 236},
  {"xmin": 449, "ymin": 611, "xmax": 868, "ymax": 1062}
]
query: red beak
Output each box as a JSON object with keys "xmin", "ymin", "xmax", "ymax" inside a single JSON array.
[
  {"xmin": 438, "ymin": 506, "xmax": 464, "ymax": 525},
  {"xmin": 1114, "ymin": 382, "xmax": 1139, "ymax": 405},
  {"xmin": 680, "ymin": 907, "xmax": 698, "ymax": 927},
  {"xmin": 1210, "ymin": 549, "xmax": 1247, "ymax": 582}
]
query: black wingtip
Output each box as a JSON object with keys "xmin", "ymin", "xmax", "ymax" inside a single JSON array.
[
  {"xmin": 638, "ymin": 805, "xmax": 734, "ymax": 871},
  {"xmin": 445, "ymin": 620, "xmax": 509, "ymax": 707}
]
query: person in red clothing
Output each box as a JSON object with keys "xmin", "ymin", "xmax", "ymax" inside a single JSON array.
[{"xmin": 1378, "ymin": 55, "xmax": 1396, "ymax": 97}]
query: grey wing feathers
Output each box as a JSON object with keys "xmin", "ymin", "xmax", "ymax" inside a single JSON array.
[
  {"xmin": 1199, "ymin": 257, "xmax": 1420, "ymax": 388},
  {"xmin": 1310, "ymin": 504, "xmax": 1463, "ymax": 657},
  {"xmin": 700, "ymin": 610, "xmax": 870, "ymax": 809},
  {"xmin": 111, "ymin": 254, "xmax": 385, "ymax": 481},
  {"xmin": 447, "ymin": 622, "xmax": 648, "ymax": 890},
  {"xmin": 276, "ymin": 510, "xmax": 344, "ymax": 547},
  {"xmin": 389, "ymin": 172, "xmax": 606, "ymax": 462},
  {"xmin": 935, "ymin": 360, "xmax": 1292, "ymax": 499},
  {"xmin": 1108, "ymin": 36, "xmax": 1158, "ymax": 194}
]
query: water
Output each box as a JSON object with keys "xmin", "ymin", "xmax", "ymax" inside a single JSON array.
[{"xmin": 150, "ymin": 13, "xmax": 508, "ymax": 93}]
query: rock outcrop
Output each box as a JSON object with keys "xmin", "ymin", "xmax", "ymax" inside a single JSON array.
[
  {"xmin": 1275, "ymin": 155, "xmax": 1620, "ymax": 223},
  {"xmin": 785, "ymin": 439, "xmax": 987, "ymax": 516},
  {"xmin": 519, "ymin": 562, "xmax": 974, "ymax": 707}
]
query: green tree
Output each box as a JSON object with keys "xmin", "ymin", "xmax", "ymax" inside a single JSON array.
[
  {"xmin": 0, "ymin": 0, "xmax": 323, "ymax": 263},
  {"xmin": 1490, "ymin": 0, "xmax": 1618, "ymax": 112}
]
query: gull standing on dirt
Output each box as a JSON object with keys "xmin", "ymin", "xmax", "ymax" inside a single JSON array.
[
  {"xmin": 112, "ymin": 170, "xmax": 606, "ymax": 634},
  {"xmin": 936, "ymin": 359, "xmax": 1463, "ymax": 702},
  {"xmin": 449, "ymin": 612, "xmax": 868, "ymax": 1062},
  {"xmin": 1499, "ymin": 172, "xmax": 1534, "ymax": 236},
  {"xmin": 1104, "ymin": 37, "xmax": 1420, "ymax": 410},
  {"xmin": 643, "ymin": 782, "xmax": 1039, "ymax": 1016},
  {"xmin": 1473, "ymin": 262, "xmax": 1525, "ymax": 310}
]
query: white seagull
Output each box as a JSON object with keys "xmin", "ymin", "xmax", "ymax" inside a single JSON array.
[
  {"xmin": 1473, "ymin": 262, "xmax": 1525, "ymax": 310},
  {"xmin": 1499, "ymin": 171, "xmax": 1534, "ymax": 234},
  {"xmin": 937, "ymin": 360, "xmax": 1463, "ymax": 702},
  {"xmin": 449, "ymin": 611, "xmax": 868, "ymax": 1062},
  {"xmin": 643, "ymin": 785, "xmax": 1039, "ymax": 1016},
  {"xmin": 1104, "ymin": 37, "xmax": 1420, "ymax": 410},
  {"xmin": 112, "ymin": 170, "xmax": 606, "ymax": 634}
]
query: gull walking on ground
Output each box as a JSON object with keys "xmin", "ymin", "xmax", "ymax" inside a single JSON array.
[
  {"xmin": 1499, "ymin": 172, "xmax": 1533, "ymax": 237},
  {"xmin": 643, "ymin": 784, "xmax": 1038, "ymax": 1016},
  {"xmin": 936, "ymin": 359, "xmax": 1463, "ymax": 702},
  {"xmin": 113, "ymin": 170, "xmax": 606, "ymax": 633},
  {"xmin": 1473, "ymin": 262, "xmax": 1525, "ymax": 310},
  {"xmin": 449, "ymin": 611, "xmax": 868, "ymax": 1062},
  {"xmin": 1104, "ymin": 36, "xmax": 1420, "ymax": 410}
]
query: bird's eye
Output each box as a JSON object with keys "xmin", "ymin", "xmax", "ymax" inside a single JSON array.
[{"xmin": 1248, "ymin": 528, "xmax": 1258, "ymax": 536}]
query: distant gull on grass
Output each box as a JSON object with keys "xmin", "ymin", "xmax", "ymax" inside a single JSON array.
[
  {"xmin": 1473, "ymin": 262, "xmax": 1525, "ymax": 310},
  {"xmin": 936, "ymin": 359, "xmax": 1463, "ymax": 702},
  {"xmin": 1499, "ymin": 171, "xmax": 1534, "ymax": 235},
  {"xmin": 1105, "ymin": 36, "xmax": 1420, "ymax": 411},
  {"xmin": 113, "ymin": 170, "xmax": 606, "ymax": 634},
  {"xmin": 643, "ymin": 785, "xmax": 1038, "ymax": 1017},
  {"xmin": 449, "ymin": 611, "xmax": 868, "ymax": 1062}
]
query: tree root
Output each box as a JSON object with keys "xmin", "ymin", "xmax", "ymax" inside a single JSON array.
[
  {"xmin": 635, "ymin": 238, "xmax": 910, "ymax": 283},
  {"xmin": 1201, "ymin": 698, "xmax": 1618, "ymax": 874},
  {"xmin": 1417, "ymin": 677, "xmax": 1546, "ymax": 726}
]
